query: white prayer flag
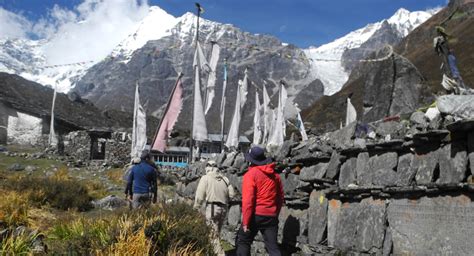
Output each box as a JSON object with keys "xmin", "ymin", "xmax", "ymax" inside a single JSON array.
[
  {"xmin": 49, "ymin": 87, "xmax": 58, "ymax": 146},
  {"xmin": 345, "ymin": 97, "xmax": 357, "ymax": 127},
  {"xmin": 262, "ymin": 84, "xmax": 271, "ymax": 144},
  {"xmin": 204, "ymin": 43, "xmax": 220, "ymax": 114},
  {"xmin": 131, "ymin": 83, "xmax": 147, "ymax": 158},
  {"xmin": 253, "ymin": 92, "xmax": 262, "ymax": 145}
]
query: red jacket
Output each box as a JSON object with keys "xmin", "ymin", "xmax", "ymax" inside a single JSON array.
[{"xmin": 241, "ymin": 163, "xmax": 284, "ymax": 226}]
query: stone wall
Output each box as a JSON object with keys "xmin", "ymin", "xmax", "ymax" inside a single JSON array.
[
  {"xmin": 173, "ymin": 95, "xmax": 474, "ymax": 255},
  {"xmin": 63, "ymin": 131, "xmax": 131, "ymax": 166}
]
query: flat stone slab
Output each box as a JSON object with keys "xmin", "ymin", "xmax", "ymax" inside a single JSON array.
[
  {"xmin": 437, "ymin": 142, "xmax": 468, "ymax": 184},
  {"xmin": 395, "ymin": 153, "xmax": 415, "ymax": 186},
  {"xmin": 437, "ymin": 95, "xmax": 474, "ymax": 119},
  {"xmin": 366, "ymin": 139, "xmax": 404, "ymax": 151},
  {"xmin": 308, "ymin": 190, "xmax": 328, "ymax": 245},
  {"xmin": 356, "ymin": 152, "xmax": 371, "ymax": 186},
  {"xmin": 413, "ymin": 150, "xmax": 439, "ymax": 185},
  {"xmin": 325, "ymin": 151, "xmax": 343, "ymax": 180},
  {"xmin": 412, "ymin": 130, "xmax": 449, "ymax": 141},
  {"xmin": 446, "ymin": 119, "xmax": 474, "ymax": 132},
  {"xmin": 333, "ymin": 197, "xmax": 386, "ymax": 253},
  {"xmin": 300, "ymin": 163, "xmax": 328, "ymax": 182},
  {"xmin": 387, "ymin": 195, "xmax": 474, "ymax": 255},
  {"xmin": 339, "ymin": 158, "xmax": 357, "ymax": 188}
]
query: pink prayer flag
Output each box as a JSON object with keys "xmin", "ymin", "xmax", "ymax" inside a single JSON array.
[{"xmin": 152, "ymin": 77, "xmax": 184, "ymax": 152}]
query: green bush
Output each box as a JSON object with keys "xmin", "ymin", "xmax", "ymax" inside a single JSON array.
[
  {"xmin": 48, "ymin": 218, "xmax": 113, "ymax": 254},
  {"xmin": 1, "ymin": 176, "xmax": 93, "ymax": 211},
  {"xmin": 146, "ymin": 202, "xmax": 215, "ymax": 255}
]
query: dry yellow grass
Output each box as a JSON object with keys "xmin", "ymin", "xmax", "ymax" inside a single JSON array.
[{"xmin": 0, "ymin": 189, "xmax": 29, "ymax": 227}]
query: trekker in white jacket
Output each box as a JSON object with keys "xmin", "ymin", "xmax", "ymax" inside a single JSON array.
[{"xmin": 194, "ymin": 160, "xmax": 235, "ymax": 234}]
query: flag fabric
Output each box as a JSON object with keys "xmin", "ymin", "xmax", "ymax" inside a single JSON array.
[
  {"xmin": 49, "ymin": 87, "xmax": 58, "ymax": 146},
  {"xmin": 204, "ymin": 43, "xmax": 220, "ymax": 114},
  {"xmin": 345, "ymin": 97, "xmax": 357, "ymax": 126},
  {"xmin": 194, "ymin": 42, "xmax": 210, "ymax": 73},
  {"xmin": 267, "ymin": 84, "xmax": 287, "ymax": 147},
  {"xmin": 239, "ymin": 69, "xmax": 249, "ymax": 108},
  {"xmin": 219, "ymin": 62, "xmax": 228, "ymax": 140},
  {"xmin": 151, "ymin": 76, "xmax": 184, "ymax": 152},
  {"xmin": 262, "ymin": 84, "xmax": 271, "ymax": 144},
  {"xmin": 296, "ymin": 110, "xmax": 308, "ymax": 141},
  {"xmin": 280, "ymin": 85, "xmax": 288, "ymax": 136},
  {"xmin": 225, "ymin": 83, "xmax": 242, "ymax": 149},
  {"xmin": 131, "ymin": 83, "xmax": 147, "ymax": 158},
  {"xmin": 192, "ymin": 44, "xmax": 209, "ymax": 141},
  {"xmin": 253, "ymin": 91, "xmax": 262, "ymax": 146}
]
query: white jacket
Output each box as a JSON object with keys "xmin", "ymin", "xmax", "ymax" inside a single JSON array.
[{"xmin": 194, "ymin": 167, "xmax": 235, "ymax": 208}]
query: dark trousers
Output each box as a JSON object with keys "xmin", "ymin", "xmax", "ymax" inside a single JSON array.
[{"xmin": 236, "ymin": 215, "xmax": 281, "ymax": 256}]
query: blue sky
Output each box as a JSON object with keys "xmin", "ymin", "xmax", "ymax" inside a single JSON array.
[{"xmin": 1, "ymin": 0, "xmax": 446, "ymax": 47}]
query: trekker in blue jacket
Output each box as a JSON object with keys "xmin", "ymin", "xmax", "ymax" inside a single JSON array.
[{"xmin": 125, "ymin": 150, "xmax": 158, "ymax": 209}]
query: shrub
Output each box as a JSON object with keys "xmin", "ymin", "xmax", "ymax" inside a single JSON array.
[
  {"xmin": 0, "ymin": 230, "xmax": 38, "ymax": 255},
  {"xmin": 145, "ymin": 202, "xmax": 215, "ymax": 255},
  {"xmin": 1, "ymin": 172, "xmax": 93, "ymax": 211},
  {"xmin": 48, "ymin": 218, "xmax": 113, "ymax": 254},
  {"xmin": 0, "ymin": 190, "xmax": 29, "ymax": 227}
]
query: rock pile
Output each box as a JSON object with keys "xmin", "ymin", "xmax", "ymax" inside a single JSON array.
[{"xmin": 175, "ymin": 95, "xmax": 474, "ymax": 255}]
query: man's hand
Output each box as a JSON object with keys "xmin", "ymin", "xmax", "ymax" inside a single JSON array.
[
  {"xmin": 127, "ymin": 195, "xmax": 133, "ymax": 201},
  {"xmin": 242, "ymin": 225, "xmax": 249, "ymax": 232}
]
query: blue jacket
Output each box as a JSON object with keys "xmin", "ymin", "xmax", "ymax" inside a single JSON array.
[{"xmin": 125, "ymin": 161, "xmax": 157, "ymax": 195}]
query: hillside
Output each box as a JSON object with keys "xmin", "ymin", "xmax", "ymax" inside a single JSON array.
[{"xmin": 0, "ymin": 72, "xmax": 159, "ymax": 136}]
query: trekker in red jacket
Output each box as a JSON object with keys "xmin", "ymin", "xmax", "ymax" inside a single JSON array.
[{"xmin": 236, "ymin": 146, "xmax": 284, "ymax": 256}]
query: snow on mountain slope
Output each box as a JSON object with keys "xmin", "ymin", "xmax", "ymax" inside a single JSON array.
[
  {"xmin": 110, "ymin": 6, "xmax": 178, "ymax": 62},
  {"xmin": 304, "ymin": 8, "xmax": 438, "ymax": 96},
  {"xmin": 0, "ymin": 5, "xmax": 177, "ymax": 92}
]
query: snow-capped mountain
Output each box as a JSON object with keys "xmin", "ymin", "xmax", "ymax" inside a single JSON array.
[
  {"xmin": 1, "ymin": 6, "xmax": 438, "ymax": 97},
  {"xmin": 110, "ymin": 6, "xmax": 178, "ymax": 62},
  {"xmin": 0, "ymin": 6, "xmax": 178, "ymax": 92},
  {"xmin": 304, "ymin": 8, "xmax": 438, "ymax": 96}
]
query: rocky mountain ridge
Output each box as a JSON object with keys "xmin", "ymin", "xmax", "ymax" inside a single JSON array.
[{"xmin": 303, "ymin": 1, "xmax": 474, "ymax": 133}]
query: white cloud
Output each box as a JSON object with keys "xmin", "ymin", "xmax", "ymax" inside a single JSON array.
[
  {"xmin": 40, "ymin": 0, "xmax": 150, "ymax": 64},
  {"xmin": 0, "ymin": 8, "xmax": 32, "ymax": 39},
  {"xmin": 1, "ymin": 0, "xmax": 151, "ymax": 64}
]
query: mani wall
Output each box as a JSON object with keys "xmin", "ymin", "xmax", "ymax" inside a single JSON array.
[{"xmin": 172, "ymin": 95, "xmax": 474, "ymax": 255}]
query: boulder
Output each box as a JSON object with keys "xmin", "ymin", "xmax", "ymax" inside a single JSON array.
[
  {"xmin": 222, "ymin": 151, "xmax": 237, "ymax": 167},
  {"xmin": 299, "ymin": 163, "xmax": 328, "ymax": 182},
  {"xmin": 279, "ymin": 207, "xmax": 308, "ymax": 249},
  {"xmin": 92, "ymin": 195, "xmax": 128, "ymax": 210},
  {"xmin": 327, "ymin": 199, "xmax": 342, "ymax": 247},
  {"xmin": 369, "ymin": 152, "xmax": 398, "ymax": 172},
  {"xmin": 413, "ymin": 149, "xmax": 439, "ymax": 185},
  {"xmin": 232, "ymin": 153, "xmax": 247, "ymax": 171},
  {"xmin": 410, "ymin": 111, "xmax": 428, "ymax": 128},
  {"xmin": 375, "ymin": 121, "xmax": 406, "ymax": 139},
  {"xmin": 469, "ymin": 132, "xmax": 474, "ymax": 177},
  {"xmin": 395, "ymin": 154, "xmax": 415, "ymax": 186},
  {"xmin": 327, "ymin": 122, "xmax": 356, "ymax": 150},
  {"xmin": 8, "ymin": 163, "xmax": 25, "ymax": 172},
  {"xmin": 325, "ymin": 151, "xmax": 343, "ymax": 180},
  {"xmin": 372, "ymin": 168, "xmax": 398, "ymax": 186},
  {"xmin": 356, "ymin": 152, "xmax": 371, "ymax": 186},
  {"xmin": 227, "ymin": 204, "xmax": 241, "ymax": 227},
  {"xmin": 339, "ymin": 158, "xmax": 357, "ymax": 188},
  {"xmin": 334, "ymin": 197, "xmax": 386, "ymax": 253},
  {"xmin": 437, "ymin": 142, "xmax": 468, "ymax": 184},
  {"xmin": 437, "ymin": 95, "xmax": 474, "ymax": 119}
]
